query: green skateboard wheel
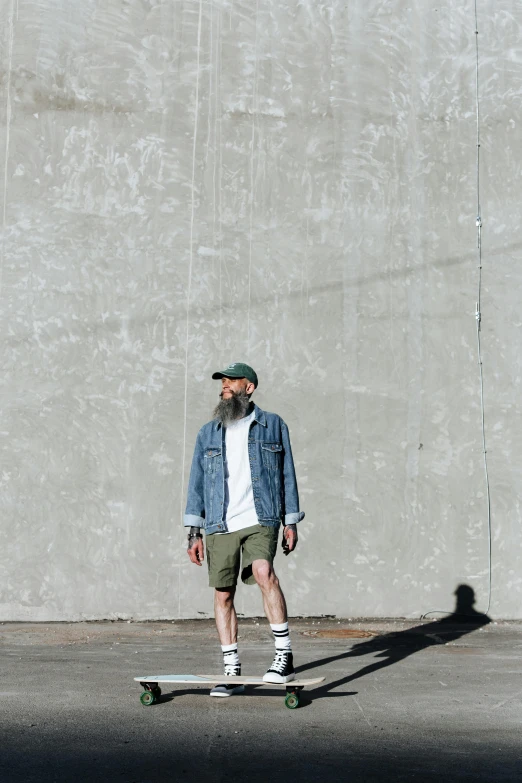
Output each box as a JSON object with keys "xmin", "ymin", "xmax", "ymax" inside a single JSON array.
[
  {"xmin": 285, "ymin": 692, "xmax": 299, "ymax": 709},
  {"xmin": 140, "ymin": 691, "xmax": 156, "ymax": 706}
]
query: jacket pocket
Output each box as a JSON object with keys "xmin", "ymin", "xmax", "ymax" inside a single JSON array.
[
  {"xmin": 261, "ymin": 442, "xmax": 282, "ymax": 471},
  {"xmin": 204, "ymin": 448, "xmax": 222, "ymax": 474}
]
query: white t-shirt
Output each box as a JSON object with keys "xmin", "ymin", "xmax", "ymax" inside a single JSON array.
[{"xmin": 221, "ymin": 409, "xmax": 258, "ymax": 533}]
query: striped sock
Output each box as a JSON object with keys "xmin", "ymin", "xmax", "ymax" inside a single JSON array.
[
  {"xmin": 221, "ymin": 643, "xmax": 239, "ymax": 667},
  {"xmin": 270, "ymin": 622, "xmax": 292, "ymax": 652}
]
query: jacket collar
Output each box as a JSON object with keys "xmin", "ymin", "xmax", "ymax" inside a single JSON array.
[{"xmin": 215, "ymin": 402, "xmax": 266, "ymax": 430}]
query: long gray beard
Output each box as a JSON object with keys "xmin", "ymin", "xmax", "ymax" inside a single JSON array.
[{"xmin": 213, "ymin": 390, "xmax": 252, "ymax": 427}]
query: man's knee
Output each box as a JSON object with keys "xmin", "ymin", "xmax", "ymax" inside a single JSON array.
[
  {"xmin": 252, "ymin": 559, "xmax": 277, "ymax": 588},
  {"xmin": 214, "ymin": 586, "xmax": 235, "ymax": 606}
]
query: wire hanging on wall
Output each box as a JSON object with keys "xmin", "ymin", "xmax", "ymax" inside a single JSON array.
[{"xmin": 421, "ymin": 0, "xmax": 492, "ymax": 620}]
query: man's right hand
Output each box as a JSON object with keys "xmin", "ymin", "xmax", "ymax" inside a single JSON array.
[{"xmin": 187, "ymin": 534, "xmax": 204, "ymax": 566}]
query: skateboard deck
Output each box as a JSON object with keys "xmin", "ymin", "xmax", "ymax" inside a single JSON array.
[{"xmin": 134, "ymin": 674, "xmax": 325, "ymax": 709}]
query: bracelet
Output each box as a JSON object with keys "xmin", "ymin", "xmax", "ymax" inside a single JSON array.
[{"xmin": 187, "ymin": 530, "xmax": 203, "ymax": 541}]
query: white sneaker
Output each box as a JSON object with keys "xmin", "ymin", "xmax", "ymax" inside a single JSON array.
[{"xmin": 210, "ymin": 663, "xmax": 245, "ymax": 697}]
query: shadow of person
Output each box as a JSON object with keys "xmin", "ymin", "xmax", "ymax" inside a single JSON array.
[
  {"xmin": 297, "ymin": 584, "xmax": 490, "ymax": 699},
  {"xmin": 437, "ymin": 583, "xmax": 490, "ymax": 624}
]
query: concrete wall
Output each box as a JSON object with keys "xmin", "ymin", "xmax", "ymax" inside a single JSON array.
[{"xmin": 1, "ymin": 0, "xmax": 521, "ymax": 621}]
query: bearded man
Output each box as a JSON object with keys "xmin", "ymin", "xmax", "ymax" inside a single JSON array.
[{"xmin": 184, "ymin": 362, "xmax": 304, "ymax": 696}]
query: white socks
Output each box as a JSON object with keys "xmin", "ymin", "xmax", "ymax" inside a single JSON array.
[
  {"xmin": 221, "ymin": 642, "xmax": 239, "ymax": 667},
  {"xmin": 221, "ymin": 625, "xmax": 291, "ymax": 667},
  {"xmin": 270, "ymin": 622, "xmax": 292, "ymax": 652}
]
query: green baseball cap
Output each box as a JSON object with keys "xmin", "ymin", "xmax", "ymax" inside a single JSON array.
[{"xmin": 212, "ymin": 362, "xmax": 258, "ymax": 388}]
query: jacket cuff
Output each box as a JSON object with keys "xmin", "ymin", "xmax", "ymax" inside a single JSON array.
[
  {"xmin": 184, "ymin": 514, "xmax": 205, "ymax": 528},
  {"xmin": 284, "ymin": 512, "xmax": 305, "ymax": 525}
]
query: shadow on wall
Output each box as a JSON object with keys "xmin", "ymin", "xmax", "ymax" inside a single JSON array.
[{"xmin": 298, "ymin": 584, "xmax": 491, "ymax": 699}]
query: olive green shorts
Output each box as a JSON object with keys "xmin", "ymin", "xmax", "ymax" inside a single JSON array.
[{"xmin": 206, "ymin": 524, "xmax": 280, "ymax": 588}]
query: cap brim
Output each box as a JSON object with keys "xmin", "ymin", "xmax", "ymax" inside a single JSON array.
[{"xmin": 212, "ymin": 371, "xmax": 243, "ymax": 380}]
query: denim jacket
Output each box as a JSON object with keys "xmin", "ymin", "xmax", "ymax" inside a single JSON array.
[{"xmin": 184, "ymin": 404, "xmax": 305, "ymax": 535}]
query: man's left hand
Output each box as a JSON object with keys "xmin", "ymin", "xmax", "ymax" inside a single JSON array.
[{"xmin": 282, "ymin": 524, "xmax": 298, "ymax": 556}]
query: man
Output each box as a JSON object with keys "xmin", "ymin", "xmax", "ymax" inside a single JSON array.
[{"xmin": 184, "ymin": 362, "xmax": 305, "ymax": 696}]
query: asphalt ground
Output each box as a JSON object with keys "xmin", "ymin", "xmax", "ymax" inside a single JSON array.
[{"xmin": 1, "ymin": 616, "xmax": 521, "ymax": 782}]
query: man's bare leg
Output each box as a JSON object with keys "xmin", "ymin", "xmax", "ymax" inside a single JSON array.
[
  {"xmin": 214, "ymin": 586, "xmax": 237, "ymax": 645},
  {"xmin": 211, "ymin": 586, "xmax": 244, "ymax": 695},
  {"xmin": 251, "ymin": 560, "xmax": 287, "ymax": 624},
  {"xmin": 252, "ymin": 559, "xmax": 294, "ymax": 682}
]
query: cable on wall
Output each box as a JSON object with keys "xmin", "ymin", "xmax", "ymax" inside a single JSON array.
[{"xmin": 421, "ymin": 0, "xmax": 492, "ymax": 620}]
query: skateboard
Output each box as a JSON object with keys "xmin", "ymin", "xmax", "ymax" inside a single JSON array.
[{"xmin": 134, "ymin": 674, "xmax": 325, "ymax": 709}]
